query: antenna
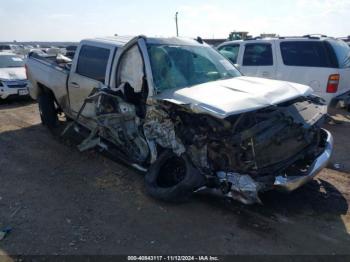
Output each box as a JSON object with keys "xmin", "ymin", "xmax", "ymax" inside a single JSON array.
[{"xmin": 175, "ymin": 12, "xmax": 179, "ymax": 37}]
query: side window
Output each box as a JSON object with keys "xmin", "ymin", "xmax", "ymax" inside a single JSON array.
[
  {"xmin": 76, "ymin": 45, "xmax": 110, "ymax": 83},
  {"xmin": 280, "ymin": 41, "xmax": 337, "ymax": 68},
  {"xmin": 118, "ymin": 45, "xmax": 144, "ymax": 93},
  {"xmin": 243, "ymin": 43, "xmax": 273, "ymax": 66},
  {"xmin": 218, "ymin": 44, "xmax": 240, "ymax": 64}
]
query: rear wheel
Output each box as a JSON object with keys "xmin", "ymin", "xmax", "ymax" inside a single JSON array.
[
  {"xmin": 145, "ymin": 150, "xmax": 206, "ymax": 203},
  {"xmin": 38, "ymin": 90, "xmax": 58, "ymax": 129}
]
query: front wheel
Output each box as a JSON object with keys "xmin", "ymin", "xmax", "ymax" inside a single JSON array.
[
  {"xmin": 145, "ymin": 150, "xmax": 206, "ymax": 203},
  {"xmin": 38, "ymin": 90, "xmax": 58, "ymax": 129}
]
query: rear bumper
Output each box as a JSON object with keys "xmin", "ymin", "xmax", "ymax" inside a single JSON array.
[{"xmin": 273, "ymin": 129, "xmax": 333, "ymax": 192}]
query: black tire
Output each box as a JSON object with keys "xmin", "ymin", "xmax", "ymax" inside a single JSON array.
[
  {"xmin": 38, "ymin": 90, "xmax": 58, "ymax": 129},
  {"xmin": 145, "ymin": 150, "xmax": 206, "ymax": 203}
]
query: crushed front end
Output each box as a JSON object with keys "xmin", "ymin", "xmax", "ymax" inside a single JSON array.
[{"xmin": 167, "ymin": 96, "xmax": 333, "ymax": 204}]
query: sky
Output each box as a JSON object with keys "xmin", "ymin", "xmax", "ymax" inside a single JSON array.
[{"xmin": 0, "ymin": 0, "xmax": 349, "ymax": 41}]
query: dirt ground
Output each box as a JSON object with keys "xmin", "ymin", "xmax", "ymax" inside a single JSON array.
[{"xmin": 0, "ymin": 100, "xmax": 349, "ymax": 256}]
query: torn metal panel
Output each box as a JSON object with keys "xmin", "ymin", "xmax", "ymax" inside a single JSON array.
[
  {"xmin": 69, "ymin": 90, "xmax": 150, "ymax": 163},
  {"xmin": 143, "ymin": 106, "xmax": 185, "ymax": 156},
  {"xmin": 217, "ymin": 172, "xmax": 262, "ymax": 205}
]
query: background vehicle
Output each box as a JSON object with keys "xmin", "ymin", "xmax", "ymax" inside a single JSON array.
[
  {"xmin": 0, "ymin": 44, "xmax": 19, "ymax": 53},
  {"xmin": 217, "ymin": 35, "xmax": 350, "ymax": 108},
  {"xmin": 65, "ymin": 45, "xmax": 78, "ymax": 59},
  {"xmin": 0, "ymin": 52, "xmax": 29, "ymax": 99},
  {"xmin": 26, "ymin": 36, "xmax": 333, "ymax": 205}
]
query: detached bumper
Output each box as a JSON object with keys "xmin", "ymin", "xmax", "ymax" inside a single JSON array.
[{"xmin": 273, "ymin": 129, "xmax": 334, "ymax": 192}]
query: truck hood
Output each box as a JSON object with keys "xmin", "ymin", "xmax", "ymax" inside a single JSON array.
[
  {"xmin": 0, "ymin": 67, "xmax": 26, "ymax": 81},
  {"xmin": 154, "ymin": 76, "xmax": 313, "ymax": 118}
]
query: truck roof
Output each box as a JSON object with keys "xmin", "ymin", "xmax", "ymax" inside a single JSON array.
[
  {"xmin": 83, "ymin": 36, "xmax": 135, "ymax": 47},
  {"xmin": 82, "ymin": 35, "xmax": 208, "ymax": 48}
]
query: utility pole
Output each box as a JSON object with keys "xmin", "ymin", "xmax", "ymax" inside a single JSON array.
[{"xmin": 175, "ymin": 12, "xmax": 179, "ymax": 37}]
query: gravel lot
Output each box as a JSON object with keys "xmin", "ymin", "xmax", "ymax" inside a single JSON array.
[{"xmin": 0, "ymin": 100, "xmax": 349, "ymax": 256}]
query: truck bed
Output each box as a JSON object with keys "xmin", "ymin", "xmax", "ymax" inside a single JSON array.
[{"xmin": 26, "ymin": 52, "xmax": 71, "ymax": 109}]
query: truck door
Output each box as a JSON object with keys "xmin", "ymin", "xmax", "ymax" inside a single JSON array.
[
  {"xmin": 68, "ymin": 44, "xmax": 114, "ymax": 117},
  {"xmin": 239, "ymin": 42, "xmax": 276, "ymax": 79}
]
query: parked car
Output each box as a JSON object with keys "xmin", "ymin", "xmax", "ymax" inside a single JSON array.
[
  {"xmin": 217, "ymin": 36, "xmax": 350, "ymax": 109},
  {"xmin": 26, "ymin": 36, "xmax": 333, "ymax": 205},
  {"xmin": 65, "ymin": 45, "xmax": 78, "ymax": 59},
  {"xmin": 0, "ymin": 44, "xmax": 19, "ymax": 53},
  {"xmin": 0, "ymin": 52, "xmax": 29, "ymax": 99}
]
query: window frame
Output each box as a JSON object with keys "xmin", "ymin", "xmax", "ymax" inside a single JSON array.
[
  {"xmin": 242, "ymin": 43, "xmax": 274, "ymax": 66},
  {"xmin": 75, "ymin": 45, "xmax": 111, "ymax": 83},
  {"xmin": 218, "ymin": 44, "xmax": 240, "ymax": 64}
]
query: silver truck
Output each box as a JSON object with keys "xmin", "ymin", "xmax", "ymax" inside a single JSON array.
[{"xmin": 26, "ymin": 36, "xmax": 333, "ymax": 204}]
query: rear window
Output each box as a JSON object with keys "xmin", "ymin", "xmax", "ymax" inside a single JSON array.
[
  {"xmin": 76, "ymin": 45, "xmax": 110, "ymax": 83},
  {"xmin": 327, "ymin": 39, "xmax": 350, "ymax": 68},
  {"xmin": 280, "ymin": 41, "xmax": 337, "ymax": 68},
  {"xmin": 218, "ymin": 44, "xmax": 240, "ymax": 64},
  {"xmin": 243, "ymin": 43, "xmax": 273, "ymax": 66}
]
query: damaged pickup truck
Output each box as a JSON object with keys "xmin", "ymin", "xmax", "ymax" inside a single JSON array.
[{"xmin": 26, "ymin": 36, "xmax": 333, "ymax": 204}]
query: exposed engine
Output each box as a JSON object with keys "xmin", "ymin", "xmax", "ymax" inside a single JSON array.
[
  {"xmin": 143, "ymin": 96, "xmax": 327, "ymax": 204},
  {"xmin": 165, "ymin": 97, "xmax": 325, "ymax": 176}
]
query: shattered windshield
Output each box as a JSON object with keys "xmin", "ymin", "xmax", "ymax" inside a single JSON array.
[{"xmin": 147, "ymin": 44, "xmax": 241, "ymax": 91}]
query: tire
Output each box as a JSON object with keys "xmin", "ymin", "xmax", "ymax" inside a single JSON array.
[
  {"xmin": 145, "ymin": 150, "xmax": 206, "ymax": 203},
  {"xmin": 38, "ymin": 90, "xmax": 58, "ymax": 129}
]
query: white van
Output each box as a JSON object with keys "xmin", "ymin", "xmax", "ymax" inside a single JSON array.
[{"xmin": 217, "ymin": 36, "xmax": 350, "ymax": 108}]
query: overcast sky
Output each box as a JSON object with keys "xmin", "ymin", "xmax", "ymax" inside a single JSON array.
[{"xmin": 1, "ymin": 0, "xmax": 349, "ymax": 41}]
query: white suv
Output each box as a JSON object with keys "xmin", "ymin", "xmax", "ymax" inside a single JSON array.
[{"xmin": 217, "ymin": 36, "xmax": 350, "ymax": 108}]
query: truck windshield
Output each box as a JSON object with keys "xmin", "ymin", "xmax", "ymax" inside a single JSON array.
[
  {"xmin": 328, "ymin": 39, "xmax": 350, "ymax": 68},
  {"xmin": 147, "ymin": 44, "xmax": 241, "ymax": 91},
  {"xmin": 0, "ymin": 55, "xmax": 24, "ymax": 68}
]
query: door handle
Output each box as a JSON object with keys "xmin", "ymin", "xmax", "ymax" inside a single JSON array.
[
  {"xmin": 262, "ymin": 71, "xmax": 270, "ymax": 77},
  {"xmin": 70, "ymin": 82, "xmax": 80, "ymax": 88}
]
